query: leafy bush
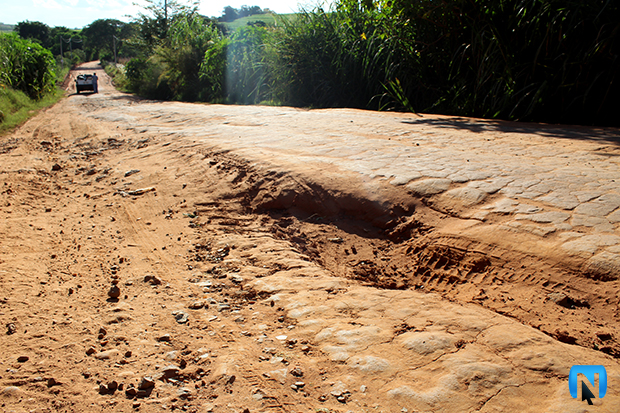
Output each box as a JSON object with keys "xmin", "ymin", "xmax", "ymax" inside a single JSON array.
[
  {"xmin": 124, "ymin": 57, "xmax": 171, "ymax": 99},
  {"xmin": 157, "ymin": 13, "xmax": 222, "ymax": 101},
  {"xmin": 0, "ymin": 33, "xmax": 56, "ymax": 99},
  {"xmin": 222, "ymin": 25, "xmax": 275, "ymax": 104}
]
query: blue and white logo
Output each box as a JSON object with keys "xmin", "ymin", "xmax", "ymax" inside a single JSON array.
[{"xmin": 569, "ymin": 365, "xmax": 607, "ymax": 405}]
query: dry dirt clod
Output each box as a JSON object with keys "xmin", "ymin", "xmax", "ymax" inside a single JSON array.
[
  {"xmin": 108, "ymin": 285, "xmax": 121, "ymax": 299},
  {"xmin": 144, "ymin": 274, "xmax": 162, "ymax": 285}
]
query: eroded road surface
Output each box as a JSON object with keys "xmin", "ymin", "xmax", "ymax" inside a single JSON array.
[{"xmin": 1, "ymin": 62, "xmax": 619, "ymax": 412}]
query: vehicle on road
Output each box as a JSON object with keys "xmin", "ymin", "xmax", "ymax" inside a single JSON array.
[{"xmin": 75, "ymin": 74, "xmax": 96, "ymax": 94}]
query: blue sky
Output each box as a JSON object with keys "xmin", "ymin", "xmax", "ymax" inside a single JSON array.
[{"xmin": 1, "ymin": 0, "xmax": 332, "ymax": 29}]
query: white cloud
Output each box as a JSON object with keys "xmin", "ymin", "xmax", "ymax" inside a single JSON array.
[{"xmin": 33, "ymin": 0, "xmax": 63, "ymax": 9}]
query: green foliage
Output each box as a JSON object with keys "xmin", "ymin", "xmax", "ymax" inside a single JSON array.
[
  {"xmin": 158, "ymin": 12, "xmax": 222, "ymax": 101},
  {"xmin": 14, "ymin": 21, "xmax": 50, "ymax": 45},
  {"xmin": 82, "ymin": 19, "xmax": 125, "ymax": 60},
  {"xmin": 114, "ymin": 0, "xmax": 620, "ymax": 126},
  {"xmin": 221, "ymin": 25, "xmax": 275, "ymax": 104},
  {"xmin": 124, "ymin": 57, "xmax": 164, "ymax": 98},
  {"xmin": 0, "ymin": 86, "xmax": 63, "ymax": 134},
  {"xmin": 102, "ymin": 61, "xmax": 129, "ymax": 91},
  {"xmin": 134, "ymin": 0, "xmax": 199, "ymax": 50},
  {"xmin": 272, "ymin": 6, "xmax": 406, "ymax": 109},
  {"xmin": 0, "ymin": 33, "xmax": 56, "ymax": 99}
]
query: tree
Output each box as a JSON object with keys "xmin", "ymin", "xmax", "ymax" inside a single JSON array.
[
  {"xmin": 14, "ymin": 21, "xmax": 50, "ymax": 47},
  {"xmin": 82, "ymin": 19, "xmax": 125, "ymax": 60},
  {"xmin": 221, "ymin": 6, "xmax": 239, "ymax": 22},
  {"xmin": 134, "ymin": 0, "xmax": 198, "ymax": 49}
]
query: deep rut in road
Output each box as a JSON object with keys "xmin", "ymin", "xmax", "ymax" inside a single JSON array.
[{"xmin": 194, "ymin": 148, "xmax": 620, "ymax": 359}]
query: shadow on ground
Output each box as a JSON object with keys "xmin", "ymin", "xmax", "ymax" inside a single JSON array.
[{"xmin": 403, "ymin": 117, "xmax": 620, "ymax": 145}]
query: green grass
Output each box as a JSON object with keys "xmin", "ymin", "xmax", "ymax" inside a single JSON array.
[
  {"xmin": 0, "ymin": 87, "xmax": 63, "ymax": 135},
  {"xmin": 102, "ymin": 62, "xmax": 129, "ymax": 91},
  {"xmin": 221, "ymin": 13, "xmax": 296, "ymax": 31},
  {"xmin": 0, "ymin": 24, "xmax": 14, "ymax": 33}
]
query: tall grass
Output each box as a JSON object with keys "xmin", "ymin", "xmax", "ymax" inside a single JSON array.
[
  {"xmin": 121, "ymin": 1, "xmax": 620, "ymax": 126},
  {"xmin": 0, "ymin": 33, "xmax": 56, "ymax": 99},
  {"xmin": 0, "ymin": 87, "xmax": 63, "ymax": 134}
]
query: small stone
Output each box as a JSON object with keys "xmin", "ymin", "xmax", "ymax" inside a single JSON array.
[
  {"xmin": 547, "ymin": 292, "xmax": 571, "ymax": 308},
  {"xmin": 290, "ymin": 384, "xmax": 298, "ymax": 391},
  {"xmin": 99, "ymin": 327, "xmax": 107, "ymax": 336},
  {"xmin": 290, "ymin": 367, "xmax": 303, "ymax": 377},
  {"xmin": 108, "ymin": 285, "xmax": 121, "ymax": 299},
  {"xmin": 99, "ymin": 383, "xmax": 108, "ymax": 394},
  {"xmin": 86, "ymin": 347, "xmax": 97, "ymax": 355},
  {"xmin": 301, "ymin": 345, "xmax": 310, "ymax": 353},
  {"xmin": 125, "ymin": 169, "xmax": 140, "ymax": 177},
  {"xmin": 161, "ymin": 365, "xmax": 180, "ymax": 379},
  {"xmin": 156, "ymin": 334, "xmax": 172, "ymax": 342},
  {"xmin": 138, "ymin": 376, "xmax": 155, "ymax": 390},
  {"xmin": 125, "ymin": 386, "xmax": 137, "ymax": 397},
  {"xmin": 188, "ymin": 301, "xmax": 205, "ymax": 310},
  {"xmin": 125, "ymin": 350, "xmax": 132, "ymax": 358},
  {"xmin": 144, "ymin": 275, "xmax": 162, "ymax": 285},
  {"xmin": 51, "ymin": 163, "xmax": 62, "ymax": 171},
  {"xmin": 172, "ymin": 310, "xmax": 189, "ymax": 324},
  {"xmin": 17, "ymin": 356, "xmax": 29, "ymax": 363},
  {"xmin": 107, "ymin": 381, "xmax": 118, "ymax": 392},
  {"xmin": 2, "ymin": 386, "xmax": 22, "ymax": 397},
  {"xmin": 217, "ymin": 303, "xmax": 230, "ymax": 312},
  {"xmin": 94, "ymin": 349, "xmax": 119, "ymax": 360},
  {"xmin": 295, "ymin": 381, "xmax": 305, "ymax": 387},
  {"xmin": 132, "ymin": 402, "xmax": 141, "ymax": 409},
  {"xmin": 177, "ymin": 387, "xmax": 192, "ymax": 399},
  {"xmin": 47, "ymin": 378, "xmax": 60, "ymax": 387},
  {"xmin": 360, "ymin": 385, "xmax": 367, "ymax": 393},
  {"xmin": 6, "ymin": 323, "xmax": 16, "ymax": 335},
  {"xmin": 597, "ymin": 332, "xmax": 613, "ymax": 341},
  {"xmin": 230, "ymin": 275, "xmax": 243, "ymax": 283}
]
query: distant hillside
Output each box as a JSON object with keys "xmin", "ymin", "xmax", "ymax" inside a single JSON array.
[
  {"xmin": 221, "ymin": 13, "xmax": 296, "ymax": 31},
  {"xmin": 0, "ymin": 23, "xmax": 15, "ymax": 33}
]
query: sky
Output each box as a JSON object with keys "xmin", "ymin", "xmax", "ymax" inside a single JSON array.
[{"xmin": 0, "ymin": 0, "xmax": 333, "ymax": 29}]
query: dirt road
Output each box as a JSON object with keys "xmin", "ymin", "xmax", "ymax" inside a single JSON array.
[{"xmin": 1, "ymin": 62, "xmax": 619, "ymax": 412}]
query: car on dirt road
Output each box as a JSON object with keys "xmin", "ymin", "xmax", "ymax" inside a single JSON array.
[{"xmin": 75, "ymin": 74, "xmax": 96, "ymax": 94}]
